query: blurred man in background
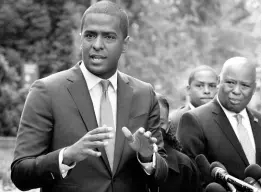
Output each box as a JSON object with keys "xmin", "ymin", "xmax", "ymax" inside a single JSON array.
[
  {"xmin": 169, "ymin": 65, "xmax": 218, "ymax": 134},
  {"xmin": 177, "ymin": 57, "xmax": 261, "ymax": 183}
]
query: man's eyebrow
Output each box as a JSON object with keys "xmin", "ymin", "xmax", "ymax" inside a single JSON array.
[
  {"xmin": 194, "ymin": 81, "xmax": 217, "ymax": 85},
  {"xmin": 225, "ymin": 78, "xmax": 253, "ymax": 84},
  {"xmin": 240, "ymin": 81, "xmax": 254, "ymax": 85},
  {"xmin": 83, "ymin": 30, "xmax": 96, "ymax": 35},
  {"xmin": 102, "ymin": 31, "xmax": 118, "ymax": 36},
  {"xmin": 83, "ymin": 30, "xmax": 117, "ymax": 35},
  {"xmin": 194, "ymin": 81, "xmax": 205, "ymax": 84}
]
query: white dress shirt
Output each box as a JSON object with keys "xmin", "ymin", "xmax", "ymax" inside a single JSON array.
[
  {"xmin": 59, "ymin": 63, "xmax": 155, "ymax": 177},
  {"xmin": 188, "ymin": 102, "xmax": 195, "ymax": 110},
  {"xmin": 80, "ymin": 62, "xmax": 117, "ymax": 127},
  {"xmin": 217, "ymin": 97, "xmax": 255, "ymax": 150}
]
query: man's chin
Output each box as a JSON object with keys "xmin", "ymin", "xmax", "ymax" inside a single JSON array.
[
  {"xmin": 201, "ymin": 99, "xmax": 212, "ymax": 104},
  {"xmin": 227, "ymin": 105, "xmax": 243, "ymax": 113}
]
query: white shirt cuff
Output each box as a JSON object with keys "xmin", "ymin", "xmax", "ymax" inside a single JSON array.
[
  {"xmin": 137, "ymin": 152, "xmax": 156, "ymax": 175},
  {"xmin": 59, "ymin": 148, "xmax": 76, "ymax": 178}
]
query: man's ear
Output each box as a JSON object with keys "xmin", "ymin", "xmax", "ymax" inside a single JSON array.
[
  {"xmin": 186, "ymin": 85, "xmax": 190, "ymax": 93},
  {"xmin": 217, "ymin": 76, "xmax": 221, "ymax": 89},
  {"xmin": 122, "ymin": 36, "xmax": 130, "ymax": 53},
  {"xmin": 252, "ymin": 82, "xmax": 257, "ymax": 95},
  {"xmin": 80, "ymin": 32, "xmax": 83, "ymax": 50}
]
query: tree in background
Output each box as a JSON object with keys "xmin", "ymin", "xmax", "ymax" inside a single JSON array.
[
  {"xmin": 0, "ymin": 54, "xmax": 27, "ymax": 136},
  {"xmin": 0, "ymin": 0, "xmax": 87, "ymax": 136}
]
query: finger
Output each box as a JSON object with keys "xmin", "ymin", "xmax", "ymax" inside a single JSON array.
[
  {"xmin": 144, "ymin": 131, "xmax": 152, "ymax": 138},
  {"xmin": 122, "ymin": 127, "xmax": 134, "ymax": 143},
  {"xmin": 86, "ymin": 141, "xmax": 109, "ymax": 148},
  {"xmin": 153, "ymin": 143, "xmax": 158, "ymax": 152},
  {"xmin": 138, "ymin": 127, "xmax": 145, "ymax": 134},
  {"xmin": 88, "ymin": 133, "xmax": 114, "ymax": 141},
  {"xmin": 149, "ymin": 137, "xmax": 157, "ymax": 144},
  {"xmin": 89, "ymin": 126, "xmax": 113, "ymax": 135},
  {"xmin": 86, "ymin": 149, "xmax": 101, "ymax": 157}
]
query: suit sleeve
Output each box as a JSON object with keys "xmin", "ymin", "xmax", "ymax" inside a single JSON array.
[
  {"xmin": 11, "ymin": 80, "xmax": 62, "ymax": 191},
  {"xmin": 177, "ymin": 111, "xmax": 205, "ymax": 160},
  {"xmin": 147, "ymin": 87, "xmax": 168, "ymax": 184}
]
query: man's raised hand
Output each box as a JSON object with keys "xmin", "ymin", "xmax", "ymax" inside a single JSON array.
[
  {"xmin": 122, "ymin": 127, "xmax": 157, "ymax": 161},
  {"xmin": 63, "ymin": 125, "xmax": 114, "ymax": 165}
]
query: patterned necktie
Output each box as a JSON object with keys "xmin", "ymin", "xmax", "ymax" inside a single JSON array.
[
  {"xmin": 100, "ymin": 80, "xmax": 115, "ymax": 170},
  {"xmin": 235, "ymin": 114, "xmax": 256, "ymax": 164}
]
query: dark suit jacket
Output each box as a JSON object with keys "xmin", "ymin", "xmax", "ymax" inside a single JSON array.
[
  {"xmin": 177, "ymin": 99, "xmax": 261, "ymax": 180},
  {"xmin": 158, "ymin": 143, "xmax": 201, "ymax": 192},
  {"xmin": 148, "ymin": 131, "xmax": 201, "ymax": 192},
  {"xmin": 169, "ymin": 104, "xmax": 191, "ymax": 134},
  {"xmin": 11, "ymin": 62, "xmax": 168, "ymax": 192}
]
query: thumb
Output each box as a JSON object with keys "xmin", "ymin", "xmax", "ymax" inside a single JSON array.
[{"xmin": 122, "ymin": 127, "xmax": 134, "ymax": 143}]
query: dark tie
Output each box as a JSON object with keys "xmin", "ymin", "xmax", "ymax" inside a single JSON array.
[
  {"xmin": 100, "ymin": 80, "xmax": 115, "ymax": 170},
  {"xmin": 235, "ymin": 114, "xmax": 256, "ymax": 164}
]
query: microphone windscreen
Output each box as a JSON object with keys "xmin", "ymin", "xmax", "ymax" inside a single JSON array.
[
  {"xmin": 244, "ymin": 177, "xmax": 261, "ymax": 189},
  {"xmin": 205, "ymin": 182, "xmax": 227, "ymax": 192},
  {"xmin": 244, "ymin": 164, "xmax": 261, "ymax": 181},
  {"xmin": 210, "ymin": 161, "xmax": 227, "ymax": 173},
  {"xmin": 195, "ymin": 154, "xmax": 213, "ymax": 183},
  {"xmin": 244, "ymin": 177, "xmax": 257, "ymax": 185}
]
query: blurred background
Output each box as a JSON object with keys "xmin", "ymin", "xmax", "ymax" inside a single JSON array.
[{"xmin": 0, "ymin": 0, "xmax": 260, "ymax": 191}]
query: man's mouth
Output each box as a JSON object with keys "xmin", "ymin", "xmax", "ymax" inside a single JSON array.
[
  {"xmin": 90, "ymin": 55, "xmax": 106, "ymax": 62},
  {"xmin": 229, "ymin": 98, "xmax": 241, "ymax": 105},
  {"xmin": 201, "ymin": 98, "xmax": 212, "ymax": 100}
]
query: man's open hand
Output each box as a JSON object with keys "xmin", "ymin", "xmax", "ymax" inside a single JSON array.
[
  {"xmin": 63, "ymin": 126, "xmax": 114, "ymax": 165},
  {"xmin": 122, "ymin": 127, "xmax": 157, "ymax": 160}
]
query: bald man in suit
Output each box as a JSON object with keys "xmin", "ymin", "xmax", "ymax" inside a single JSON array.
[{"xmin": 177, "ymin": 57, "xmax": 261, "ymax": 185}]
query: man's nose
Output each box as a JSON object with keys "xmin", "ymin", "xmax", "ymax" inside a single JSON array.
[
  {"xmin": 203, "ymin": 85, "xmax": 210, "ymax": 94},
  {"xmin": 232, "ymin": 84, "xmax": 241, "ymax": 95},
  {"xmin": 92, "ymin": 36, "xmax": 104, "ymax": 50}
]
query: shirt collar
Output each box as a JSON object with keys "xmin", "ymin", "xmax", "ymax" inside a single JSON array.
[
  {"xmin": 80, "ymin": 61, "xmax": 118, "ymax": 91},
  {"xmin": 188, "ymin": 102, "xmax": 195, "ymax": 110},
  {"xmin": 217, "ymin": 96, "xmax": 248, "ymax": 119}
]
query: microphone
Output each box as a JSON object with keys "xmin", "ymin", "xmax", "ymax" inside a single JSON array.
[
  {"xmin": 211, "ymin": 167, "xmax": 259, "ymax": 192},
  {"xmin": 210, "ymin": 162, "xmax": 236, "ymax": 192},
  {"xmin": 244, "ymin": 177, "xmax": 261, "ymax": 189},
  {"xmin": 245, "ymin": 164, "xmax": 261, "ymax": 184},
  {"xmin": 210, "ymin": 161, "xmax": 227, "ymax": 171},
  {"xmin": 195, "ymin": 154, "xmax": 213, "ymax": 184},
  {"xmin": 205, "ymin": 182, "xmax": 227, "ymax": 192}
]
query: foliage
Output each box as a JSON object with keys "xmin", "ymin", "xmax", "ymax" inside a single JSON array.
[
  {"xmin": 0, "ymin": 0, "xmax": 85, "ymax": 78},
  {"xmin": 0, "ymin": 54, "xmax": 27, "ymax": 136},
  {"xmin": 0, "ymin": 0, "xmax": 88, "ymax": 136}
]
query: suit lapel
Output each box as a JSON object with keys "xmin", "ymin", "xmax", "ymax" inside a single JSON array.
[
  {"xmin": 212, "ymin": 99, "xmax": 249, "ymax": 166},
  {"xmin": 66, "ymin": 63, "xmax": 111, "ymax": 172},
  {"xmin": 113, "ymin": 72, "xmax": 133, "ymax": 175},
  {"xmin": 247, "ymin": 110, "xmax": 261, "ymax": 164}
]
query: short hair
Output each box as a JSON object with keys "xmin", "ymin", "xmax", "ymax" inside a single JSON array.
[
  {"xmin": 80, "ymin": 0, "xmax": 129, "ymax": 38},
  {"xmin": 156, "ymin": 93, "xmax": 169, "ymax": 113},
  {"xmin": 188, "ymin": 65, "xmax": 218, "ymax": 85}
]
